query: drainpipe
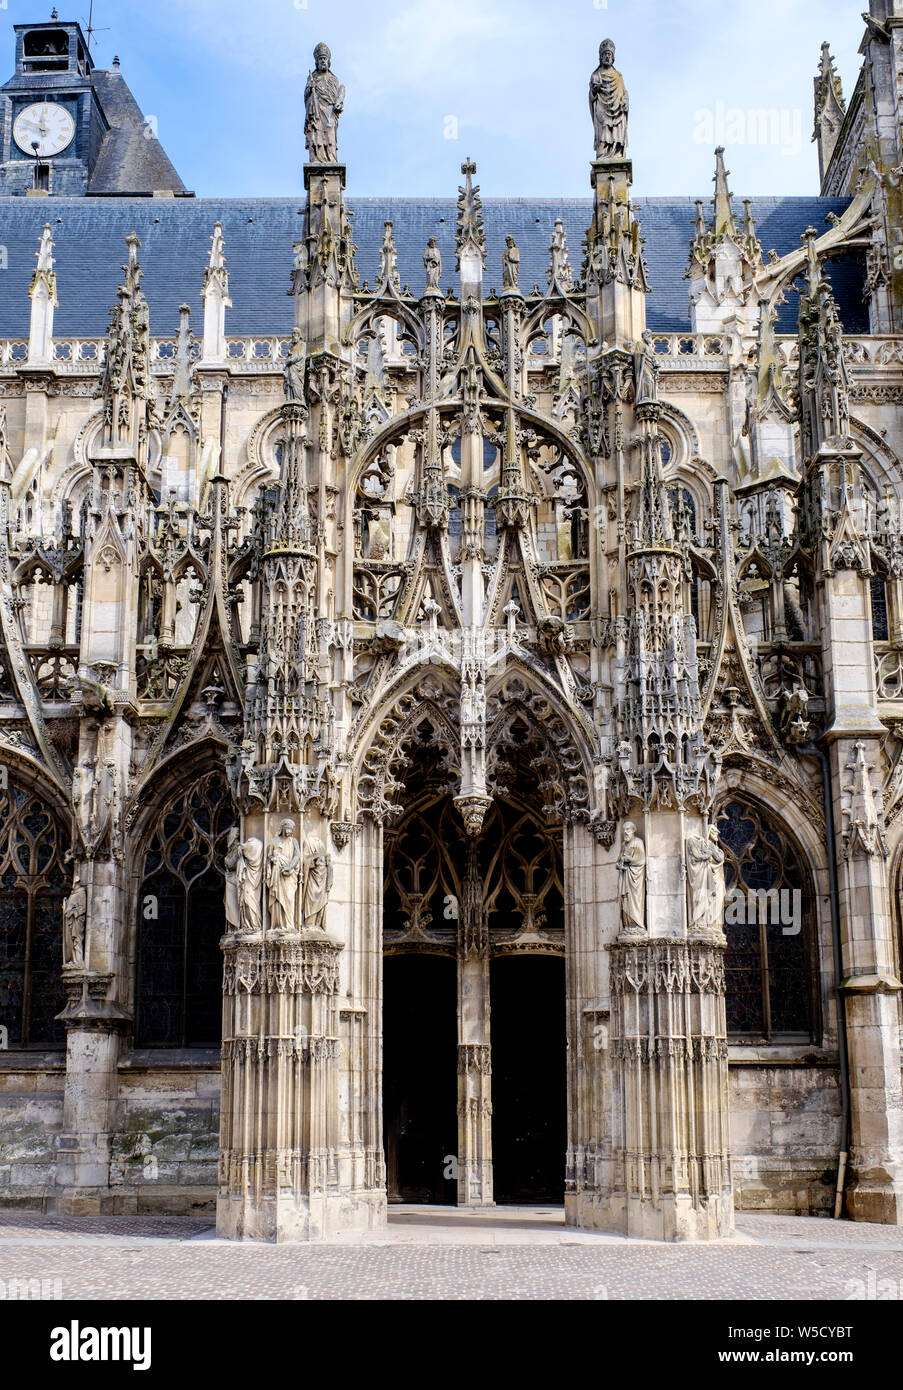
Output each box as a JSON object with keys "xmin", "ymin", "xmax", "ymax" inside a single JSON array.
[{"xmin": 802, "ymin": 742, "xmax": 850, "ymax": 1219}]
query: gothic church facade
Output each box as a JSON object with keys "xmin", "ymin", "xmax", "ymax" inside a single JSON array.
[{"xmin": 0, "ymin": 8, "xmax": 902, "ymax": 1241}]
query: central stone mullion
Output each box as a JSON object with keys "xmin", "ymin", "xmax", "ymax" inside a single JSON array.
[{"xmin": 456, "ymin": 845, "xmax": 493, "ymax": 1206}]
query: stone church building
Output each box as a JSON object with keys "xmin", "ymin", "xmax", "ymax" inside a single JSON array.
[{"xmin": 0, "ymin": 6, "xmax": 902, "ymax": 1241}]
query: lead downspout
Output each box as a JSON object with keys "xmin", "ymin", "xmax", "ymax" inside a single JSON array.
[{"xmin": 802, "ymin": 742, "xmax": 850, "ymax": 1218}]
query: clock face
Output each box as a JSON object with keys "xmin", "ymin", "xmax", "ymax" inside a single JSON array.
[{"xmin": 13, "ymin": 102, "xmax": 75, "ymax": 158}]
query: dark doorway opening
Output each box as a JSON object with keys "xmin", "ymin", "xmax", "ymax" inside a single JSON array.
[
  {"xmin": 489, "ymin": 954, "xmax": 566, "ymax": 1204},
  {"xmin": 383, "ymin": 953, "xmax": 458, "ymax": 1204}
]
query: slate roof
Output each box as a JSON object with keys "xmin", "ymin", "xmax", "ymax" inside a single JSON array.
[
  {"xmin": 0, "ymin": 194, "xmax": 866, "ymax": 340},
  {"xmin": 87, "ymin": 70, "xmax": 190, "ymax": 197}
]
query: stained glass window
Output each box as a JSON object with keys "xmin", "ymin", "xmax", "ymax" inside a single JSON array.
[
  {"xmin": 717, "ymin": 798, "xmax": 815, "ymax": 1041},
  {"xmin": 0, "ymin": 781, "xmax": 68, "ymax": 1048},
  {"xmin": 135, "ymin": 769, "xmax": 236, "ymax": 1047},
  {"xmin": 870, "ymin": 575, "xmax": 889, "ymax": 643}
]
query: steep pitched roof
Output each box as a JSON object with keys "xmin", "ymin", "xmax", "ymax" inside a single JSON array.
[
  {"xmin": 0, "ymin": 195, "xmax": 865, "ymax": 338},
  {"xmin": 87, "ymin": 68, "xmax": 189, "ymax": 196}
]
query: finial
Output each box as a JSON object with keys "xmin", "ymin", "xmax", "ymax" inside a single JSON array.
[
  {"xmin": 171, "ymin": 304, "xmax": 195, "ymax": 402},
  {"xmin": 801, "ymin": 225, "xmax": 821, "ymax": 284},
  {"xmin": 378, "ymin": 221, "xmax": 401, "ymax": 292},
  {"xmin": 712, "ymin": 147, "xmax": 735, "ymax": 240},
  {"xmin": 35, "ymin": 222, "xmax": 54, "ymax": 274},
  {"xmin": 456, "ymin": 159, "xmax": 486, "ymax": 270},
  {"xmin": 548, "ymin": 220, "xmax": 573, "ymax": 294},
  {"xmin": 207, "ymin": 221, "xmax": 227, "ymax": 272}
]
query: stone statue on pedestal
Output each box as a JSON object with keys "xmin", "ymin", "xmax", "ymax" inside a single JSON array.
[
  {"xmin": 302, "ymin": 834, "xmax": 333, "ymax": 933},
  {"xmin": 686, "ymin": 824, "xmax": 726, "ymax": 938},
  {"xmin": 266, "ymin": 819, "xmax": 302, "ymax": 930},
  {"xmin": 502, "ymin": 235, "xmax": 520, "ymax": 291},
  {"xmin": 284, "ymin": 328, "xmax": 307, "ymax": 403},
  {"xmin": 617, "ymin": 820, "xmax": 646, "ymax": 935},
  {"xmin": 304, "ymin": 43, "xmax": 345, "ymax": 164},
  {"xmin": 590, "ymin": 39, "xmax": 629, "ymax": 159},
  {"xmin": 63, "ymin": 869, "xmax": 88, "ymax": 969},
  {"xmin": 424, "ymin": 237, "xmax": 442, "ymax": 292},
  {"xmin": 225, "ymin": 830, "xmax": 265, "ymax": 935}
]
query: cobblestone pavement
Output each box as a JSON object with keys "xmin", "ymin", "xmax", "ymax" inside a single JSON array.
[{"xmin": 0, "ymin": 1207, "xmax": 901, "ymax": 1299}]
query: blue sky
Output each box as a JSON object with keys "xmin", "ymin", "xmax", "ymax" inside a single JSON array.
[{"xmin": 4, "ymin": 0, "xmax": 868, "ymax": 198}]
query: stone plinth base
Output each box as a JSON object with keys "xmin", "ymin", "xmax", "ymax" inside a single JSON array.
[
  {"xmin": 846, "ymin": 1181, "xmax": 903, "ymax": 1225},
  {"xmin": 216, "ymin": 1189, "xmax": 386, "ymax": 1243},
  {"xmin": 566, "ymin": 1188, "xmax": 734, "ymax": 1242}
]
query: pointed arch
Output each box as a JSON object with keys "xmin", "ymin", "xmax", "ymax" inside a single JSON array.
[
  {"xmin": 0, "ymin": 757, "xmax": 73, "ymax": 1049},
  {"xmin": 715, "ymin": 765, "xmax": 829, "ymax": 1046},
  {"xmin": 130, "ymin": 758, "xmax": 236, "ymax": 1047}
]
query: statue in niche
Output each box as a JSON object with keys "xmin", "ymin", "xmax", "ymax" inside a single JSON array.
[
  {"xmin": 225, "ymin": 830, "xmax": 265, "ymax": 934},
  {"xmin": 238, "ymin": 838, "xmax": 264, "ymax": 933},
  {"xmin": 304, "ymin": 43, "xmax": 345, "ymax": 164},
  {"xmin": 284, "ymin": 328, "xmax": 307, "ymax": 403},
  {"xmin": 617, "ymin": 820, "xmax": 646, "ymax": 936},
  {"xmin": 72, "ymin": 761, "xmax": 95, "ymax": 841},
  {"xmin": 590, "ymin": 39, "xmax": 629, "ymax": 159},
  {"xmin": 267, "ymin": 819, "xmax": 303, "ymax": 930},
  {"xmin": 224, "ymin": 829, "xmax": 244, "ymax": 930},
  {"xmin": 633, "ymin": 329, "xmax": 658, "ymax": 405},
  {"xmin": 686, "ymin": 824, "xmax": 726, "ymax": 937},
  {"xmin": 424, "ymin": 236, "xmax": 442, "ymax": 292},
  {"xmin": 62, "ymin": 868, "xmax": 88, "ymax": 970},
  {"xmin": 502, "ymin": 235, "xmax": 520, "ymax": 291},
  {"xmin": 302, "ymin": 834, "xmax": 333, "ymax": 933}
]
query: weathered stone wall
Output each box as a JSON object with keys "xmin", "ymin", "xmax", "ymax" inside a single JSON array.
[
  {"xmin": 729, "ymin": 1062, "xmax": 843, "ymax": 1216},
  {"xmin": 1, "ymin": 1055, "xmax": 849, "ymax": 1219},
  {"xmin": 0, "ymin": 1062, "xmax": 65, "ymax": 1207},
  {"xmin": 108, "ymin": 1061, "xmax": 220, "ymax": 1213}
]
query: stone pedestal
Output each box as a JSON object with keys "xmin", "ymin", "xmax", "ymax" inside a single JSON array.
[
  {"xmin": 54, "ymin": 974, "xmax": 130, "ymax": 1213},
  {"xmin": 606, "ymin": 938, "xmax": 734, "ymax": 1241},
  {"xmin": 217, "ymin": 930, "xmax": 375, "ymax": 1241}
]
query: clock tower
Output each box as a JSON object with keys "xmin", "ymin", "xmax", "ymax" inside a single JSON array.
[{"xmin": 0, "ymin": 17, "xmax": 189, "ymax": 196}]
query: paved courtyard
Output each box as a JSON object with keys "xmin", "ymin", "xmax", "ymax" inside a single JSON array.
[{"xmin": 0, "ymin": 1206, "xmax": 901, "ymax": 1300}]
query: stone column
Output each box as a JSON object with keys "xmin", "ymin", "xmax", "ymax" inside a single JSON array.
[
  {"xmin": 217, "ymin": 930, "xmax": 345, "ymax": 1242},
  {"xmin": 583, "ymin": 377, "xmax": 734, "ymax": 1239},
  {"xmin": 564, "ymin": 820, "xmax": 614, "ymax": 1230},
  {"xmin": 587, "ymin": 159, "xmax": 648, "ymax": 350},
  {"xmin": 821, "ymin": 572, "xmax": 903, "ymax": 1223},
  {"xmin": 53, "ymin": 996, "xmax": 128, "ymax": 1212},
  {"xmin": 608, "ymin": 937, "xmax": 732, "ymax": 1241},
  {"xmin": 456, "ymin": 846, "xmax": 493, "ymax": 1205},
  {"xmin": 796, "ymin": 229, "xmax": 903, "ymax": 1221}
]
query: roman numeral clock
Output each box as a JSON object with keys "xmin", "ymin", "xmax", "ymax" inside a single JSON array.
[
  {"xmin": 0, "ymin": 19, "xmax": 112, "ymax": 195},
  {"xmin": 13, "ymin": 101, "xmax": 76, "ymax": 158}
]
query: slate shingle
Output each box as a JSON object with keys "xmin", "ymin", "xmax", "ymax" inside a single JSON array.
[{"xmin": 0, "ymin": 194, "xmax": 866, "ymax": 340}]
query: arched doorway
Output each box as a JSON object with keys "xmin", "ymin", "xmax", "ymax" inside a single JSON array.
[{"xmin": 381, "ymin": 758, "xmax": 567, "ymax": 1205}]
